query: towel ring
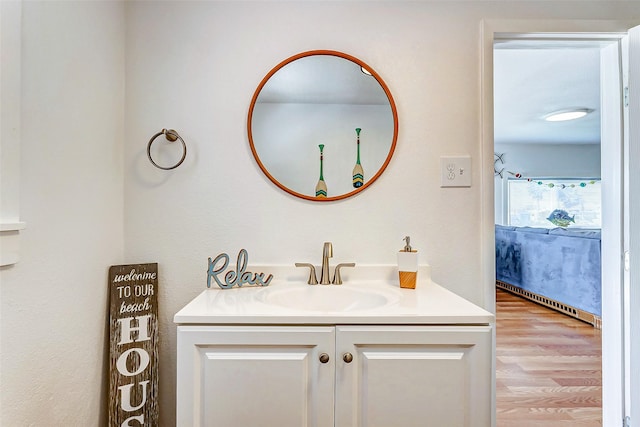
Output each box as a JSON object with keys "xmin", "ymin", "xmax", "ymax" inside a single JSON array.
[{"xmin": 147, "ymin": 129, "xmax": 187, "ymax": 170}]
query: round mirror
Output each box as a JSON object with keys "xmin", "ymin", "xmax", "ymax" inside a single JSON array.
[{"xmin": 248, "ymin": 50, "xmax": 398, "ymax": 201}]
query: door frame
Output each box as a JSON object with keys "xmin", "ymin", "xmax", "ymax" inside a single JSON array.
[{"xmin": 481, "ymin": 19, "xmax": 638, "ymax": 426}]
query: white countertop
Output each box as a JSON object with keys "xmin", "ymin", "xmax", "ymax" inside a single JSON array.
[{"xmin": 174, "ymin": 266, "xmax": 494, "ymax": 325}]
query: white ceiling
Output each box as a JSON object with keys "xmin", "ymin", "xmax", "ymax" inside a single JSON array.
[{"xmin": 493, "ymin": 41, "xmax": 607, "ymax": 145}]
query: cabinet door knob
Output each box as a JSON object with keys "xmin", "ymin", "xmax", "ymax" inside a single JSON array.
[
  {"xmin": 319, "ymin": 353, "xmax": 330, "ymax": 363},
  {"xmin": 343, "ymin": 352, "xmax": 353, "ymax": 363}
]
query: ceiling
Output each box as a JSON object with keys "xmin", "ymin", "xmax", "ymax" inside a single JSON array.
[{"xmin": 493, "ymin": 40, "xmax": 609, "ymax": 145}]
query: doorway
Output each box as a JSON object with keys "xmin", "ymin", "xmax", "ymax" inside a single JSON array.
[
  {"xmin": 493, "ymin": 38, "xmax": 605, "ymax": 425},
  {"xmin": 481, "ymin": 21, "xmax": 634, "ymax": 427}
]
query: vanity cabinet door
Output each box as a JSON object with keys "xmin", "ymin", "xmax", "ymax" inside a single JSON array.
[
  {"xmin": 335, "ymin": 325, "xmax": 493, "ymax": 427},
  {"xmin": 176, "ymin": 325, "xmax": 336, "ymax": 427}
]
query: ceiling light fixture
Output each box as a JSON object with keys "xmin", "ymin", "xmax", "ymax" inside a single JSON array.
[
  {"xmin": 543, "ymin": 108, "xmax": 593, "ymax": 122},
  {"xmin": 360, "ymin": 66, "xmax": 372, "ymax": 76}
]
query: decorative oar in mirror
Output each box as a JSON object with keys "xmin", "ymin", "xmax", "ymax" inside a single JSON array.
[
  {"xmin": 316, "ymin": 144, "xmax": 327, "ymax": 198},
  {"xmin": 247, "ymin": 50, "xmax": 398, "ymax": 202},
  {"xmin": 352, "ymin": 128, "xmax": 364, "ymax": 188}
]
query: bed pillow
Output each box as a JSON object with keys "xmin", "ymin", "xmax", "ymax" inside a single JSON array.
[
  {"xmin": 549, "ymin": 228, "xmax": 601, "ymax": 239},
  {"xmin": 516, "ymin": 226, "xmax": 550, "ymax": 234},
  {"xmin": 495, "ymin": 224, "xmax": 517, "ymax": 231}
]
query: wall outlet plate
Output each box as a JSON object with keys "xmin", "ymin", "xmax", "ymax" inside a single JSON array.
[{"xmin": 440, "ymin": 156, "xmax": 471, "ymax": 187}]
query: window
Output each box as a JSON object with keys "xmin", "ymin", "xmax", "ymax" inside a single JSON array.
[{"xmin": 507, "ymin": 178, "xmax": 601, "ymax": 228}]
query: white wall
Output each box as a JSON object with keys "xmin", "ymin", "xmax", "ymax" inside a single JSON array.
[
  {"xmin": 0, "ymin": 0, "xmax": 21, "ymax": 225},
  {"xmin": 494, "ymin": 143, "xmax": 601, "ymax": 224},
  {"xmin": 123, "ymin": 2, "xmax": 636, "ymax": 424},
  {"xmin": 0, "ymin": 1, "xmax": 637, "ymax": 426},
  {"xmin": 0, "ymin": 1, "xmax": 125, "ymax": 425}
]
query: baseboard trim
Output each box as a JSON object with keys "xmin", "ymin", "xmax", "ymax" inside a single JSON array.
[{"xmin": 496, "ymin": 280, "xmax": 602, "ymax": 329}]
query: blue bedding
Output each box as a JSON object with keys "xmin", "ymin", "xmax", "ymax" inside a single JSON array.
[{"xmin": 495, "ymin": 225, "xmax": 602, "ymax": 316}]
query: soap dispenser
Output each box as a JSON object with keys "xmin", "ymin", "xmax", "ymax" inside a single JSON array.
[{"xmin": 397, "ymin": 236, "xmax": 418, "ymax": 289}]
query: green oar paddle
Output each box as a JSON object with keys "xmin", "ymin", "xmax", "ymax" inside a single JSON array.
[
  {"xmin": 315, "ymin": 144, "xmax": 327, "ymax": 198},
  {"xmin": 352, "ymin": 128, "xmax": 364, "ymax": 188}
]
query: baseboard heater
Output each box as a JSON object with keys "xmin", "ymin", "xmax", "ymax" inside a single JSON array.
[{"xmin": 496, "ymin": 280, "xmax": 602, "ymax": 329}]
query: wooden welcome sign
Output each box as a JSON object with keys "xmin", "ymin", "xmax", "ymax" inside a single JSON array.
[{"xmin": 108, "ymin": 263, "xmax": 159, "ymax": 426}]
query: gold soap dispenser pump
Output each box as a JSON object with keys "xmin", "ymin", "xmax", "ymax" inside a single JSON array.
[{"xmin": 398, "ymin": 236, "xmax": 418, "ymax": 289}]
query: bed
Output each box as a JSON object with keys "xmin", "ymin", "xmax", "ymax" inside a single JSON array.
[{"xmin": 495, "ymin": 224, "xmax": 602, "ymax": 327}]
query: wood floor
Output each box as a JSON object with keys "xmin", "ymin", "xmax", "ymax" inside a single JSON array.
[{"xmin": 496, "ymin": 288, "xmax": 602, "ymax": 426}]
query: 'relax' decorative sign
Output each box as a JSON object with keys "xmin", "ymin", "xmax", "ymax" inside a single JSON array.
[
  {"xmin": 108, "ymin": 263, "xmax": 159, "ymax": 426},
  {"xmin": 207, "ymin": 248, "xmax": 273, "ymax": 289}
]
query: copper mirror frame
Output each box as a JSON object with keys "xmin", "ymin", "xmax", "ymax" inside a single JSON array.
[{"xmin": 247, "ymin": 50, "xmax": 399, "ymax": 202}]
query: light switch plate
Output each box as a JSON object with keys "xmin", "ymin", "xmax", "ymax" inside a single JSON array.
[{"xmin": 440, "ymin": 156, "xmax": 471, "ymax": 187}]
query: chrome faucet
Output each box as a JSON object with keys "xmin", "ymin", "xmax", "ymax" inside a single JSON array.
[
  {"xmin": 296, "ymin": 242, "xmax": 355, "ymax": 285},
  {"xmin": 319, "ymin": 242, "xmax": 333, "ymax": 285}
]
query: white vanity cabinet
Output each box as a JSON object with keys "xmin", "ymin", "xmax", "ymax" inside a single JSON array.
[
  {"xmin": 335, "ymin": 325, "xmax": 492, "ymax": 427},
  {"xmin": 176, "ymin": 325, "xmax": 336, "ymax": 427},
  {"xmin": 175, "ymin": 279, "xmax": 495, "ymax": 427},
  {"xmin": 176, "ymin": 324, "xmax": 492, "ymax": 427}
]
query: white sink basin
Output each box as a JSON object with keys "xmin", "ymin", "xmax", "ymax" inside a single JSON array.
[{"xmin": 263, "ymin": 285, "xmax": 399, "ymax": 312}]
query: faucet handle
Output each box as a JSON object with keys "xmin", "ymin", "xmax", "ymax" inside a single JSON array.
[
  {"xmin": 295, "ymin": 263, "xmax": 318, "ymax": 285},
  {"xmin": 332, "ymin": 263, "xmax": 355, "ymax": 285}
]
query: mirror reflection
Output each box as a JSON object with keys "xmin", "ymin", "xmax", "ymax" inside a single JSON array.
[{"xmin": 248, "ymin": 50, "xmax": 398, "ymax": 201}]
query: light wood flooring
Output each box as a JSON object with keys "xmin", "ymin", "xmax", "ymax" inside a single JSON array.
[{"xmin": 496, "ymin": 288, "xmax": 602, "ymax": 426}]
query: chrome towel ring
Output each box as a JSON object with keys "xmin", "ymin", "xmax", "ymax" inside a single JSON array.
[{"xmin": 147, "ymin": 129, "xmax": 187, "ymax": 170}]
